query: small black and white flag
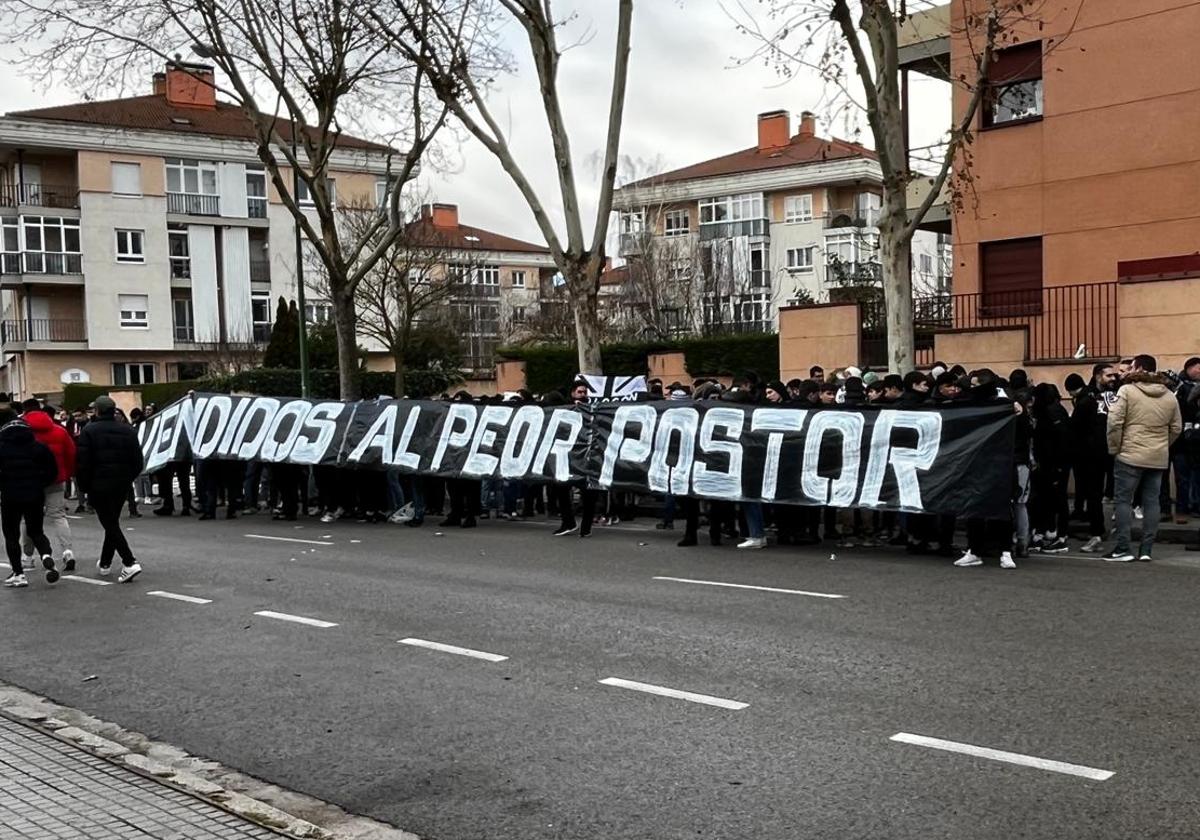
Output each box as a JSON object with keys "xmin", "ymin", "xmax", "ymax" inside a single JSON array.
[{"xmin": 581, "ymin": 374, "xmax": 647, "ymax": 403}]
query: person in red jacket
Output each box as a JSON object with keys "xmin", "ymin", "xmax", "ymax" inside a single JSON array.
[{"xmin": 20, "ymin": 400, "xmax": 76, "ymax": 571}]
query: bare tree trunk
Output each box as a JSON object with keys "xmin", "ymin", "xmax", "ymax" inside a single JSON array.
[
  {"xmin": 567, "ymin": 265, "xmax": 604, "ymax": 374},
  {"xmin": 880, "ymin": 206, "xmax": 914, "ymax": 373},
  {"xmin": 332, "ymin": 294, "xmax": 360, "ymax": 400}
]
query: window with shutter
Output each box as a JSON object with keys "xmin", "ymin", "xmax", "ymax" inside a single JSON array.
[
  {"xmin": 980, "ymin": 237, "xmax": 1043, "ymax": 316},
  {"xmin": 984, "ymin": 41, "xmax": 1043, "ymax": 128},
  {"xmin": 111, "ymin": 162, "xmax": 142, "ymax": 197}
]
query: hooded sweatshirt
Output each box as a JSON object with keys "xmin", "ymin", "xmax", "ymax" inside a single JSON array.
[
  {"xmin": 0, "ymin": 420, "xmax": 58, "ymax": 504},
  {"xmin": 22, "ymin": 409, "xmax": 76, "ymax": 484},
  {"xmin": 1107, "ymin": 372, "xmax": 1182, "ymax": 469}
]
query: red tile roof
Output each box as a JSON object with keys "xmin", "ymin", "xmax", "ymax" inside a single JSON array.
[
  {"xmin": 626, "ymin": 132, "xmax": 877, "ymax": 187},
  {"xmin": 404, "ymin": 218, "xmax": 550, "ymax": 255},
  {"xmin": 599, "ymin": 265, "xmax": 629, "ymax": 287},
  {"xmin": 8, "ymin": 94, "xmax": 391, "ymax": 152}
]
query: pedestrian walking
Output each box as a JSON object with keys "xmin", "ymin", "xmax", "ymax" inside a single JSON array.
[
  {"xmin": 1105, "ymin": 355, "xmax": 1182, "ymax": 562},
  {"xmin": 76, "ymin": 396, "xmax": 145, "ymax": 582},
  {"xmin": 0, "ymin": 418, "xmax": 60, "ymax": 588},
  {"xmin": 19, "ymin": 400, "xmax": 77, "ymax": 572}
]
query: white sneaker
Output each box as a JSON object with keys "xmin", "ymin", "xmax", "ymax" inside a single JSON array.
[
  {"xmin": 999, "ymin": 551, "xmax": 1016, "ymax": 569},
  {"xmin": 736, "ymin": 537, "xmax": 766, "ymax": 549},
  {"xmin": 1104, "ymin": 550, "xmax": 1134, "ymax": 562},
  {"xmin": 117, "ymin": 562, "xmax": 142, "ymax": 584},
  {"xmin": 552, "ymin": 524, "xmax": 579, "ymax": 537},
  {"xmin": 97, "ymin": 559, "xmax": 112, "ymax": 576},
  {"xmin": 953, "ymin": 550, "xmax": 982, "ymax": 567},
  {"xmin": 319, "ymin": 512, "xmax": 336, "ymax": 524},
  {"xmin": 1134, "ymin": 507, "xmax": 1144, "ymax": 520},
  {"xmin": 20, "ymin": 554, "xmax": 34, "ymax": 572},
  {"xmin": 1080, "ymin": 536, "xmax": 1103, "ymax": 553},
  {"xmin": 3, "ymin": 573, "xmax": 28, "ymax": 588}
]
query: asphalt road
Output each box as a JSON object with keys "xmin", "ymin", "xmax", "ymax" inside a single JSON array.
[{"xmin": 2, "ymin": 508, "xmax": 1199, "ymax": 840}]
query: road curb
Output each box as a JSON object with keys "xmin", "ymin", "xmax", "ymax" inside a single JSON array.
[{"xmin": 0, "ymin": 682, "xmax": 420, "ymax": 840}]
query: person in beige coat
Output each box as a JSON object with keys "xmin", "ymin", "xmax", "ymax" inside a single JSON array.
[{"xmin": 1105, "ymin": 354, "xmax": 1182, "ymax": 561}]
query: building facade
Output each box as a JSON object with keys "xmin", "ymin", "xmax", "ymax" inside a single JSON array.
[
  {"xmin": 0, "ymin": 61, "xmax": 392, "ymax": 398},
  {"xmin": 611, "ymin": 110, "xmax": 949, "ymax": 337}
]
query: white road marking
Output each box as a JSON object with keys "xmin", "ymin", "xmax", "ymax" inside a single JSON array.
[
  {"xmin": 398, "ymin": 638, "xmax": 508, "ymax": 662},
  {"xmin": 63, "ymin": 575, "xmax": 112, "ymax": 586},
  {"xmin": 244, "ymin": 534, "xmax": 334, "ymax": 546},
  {"xmin": 653, "ymin": 576, "xmax": 846, "ymax": 600},
  {"xmin": 890, "ymin": 733, "xmax": 1114, "ymax": 781},
  {"xmin": 253, "ymin": 610, "xmax": 338, "ymax": 629},
  {"xmin": 598, "ymin": 677, "xmax": 749, "ymax": 710},
  {"xmin": 66, "ymin": 515, "xmax": 83, "ymax": 520},
  {"xmin": 147, "ymin": 590, "xmax": 212, "ymax": 605}
]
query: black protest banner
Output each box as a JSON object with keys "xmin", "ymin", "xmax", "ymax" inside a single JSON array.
[{"xmin": 136, "ymin": 393, "xmax": 1015, "ymax": 517}]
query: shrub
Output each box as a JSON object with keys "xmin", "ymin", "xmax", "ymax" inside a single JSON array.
[
  {"xmin": 62, "ymin": 380, "xmax": 203, "ymax": 412},
  {"xmin": 199, "ymin": 368, "xmax": 460, "ymax": 400}
]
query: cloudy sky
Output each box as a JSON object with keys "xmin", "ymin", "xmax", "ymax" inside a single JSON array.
[{"xmin": 0, "ymin": 0, "xmax": 949, "ymax": 246}]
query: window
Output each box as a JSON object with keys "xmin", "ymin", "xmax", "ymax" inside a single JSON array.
[
  {"xmin": 119, "ymin": 294, "xmax": 149, "ymax": 328},
  {"xmin": 511, "ymin": 270, "xmax": 527, "ymax": 289},
  {"xmin": 111, "ymin": 162, "xmax": 142, "ymax": 197},
  {"xmin": 20, "ymin": 216, "xmax": 81, "ymax": 272},
  {"xmin": 375, "ymin": 178, "xmax": 398, "ymax": 207},
  {"xmin": 449, "ymin": 263, "xmax": 500, "ymax": 286},
  {"xmin": 251, "ymin": 292, "xmax": 272, "ymax": 342},
  {"xmin": 296, "ymin": 177, "xmax": 336, "ymax": 207},
  {"xmin": 919, "ymin": 253, "xmax": 934, "ymax": 274},
  {"xmin": 749, "ymin": 245, "xmax": 769, "ymax": 287},
  {"xmin": 784, "ymin": 194, "xmax": 813, "ymax": 223},
  {"xmin": 664, "ymin": 209, "xmax": 690, "ymax": 237},
  {"xmin": 173, "ymin": 298, "xmax": 194, "ymax": 341},
  {"xmin": 115, "ymin": 229, "xmax": 145, "ymax": 264},
  {"xmin": 699, "ymin": 193, "xmax": 765, "ymax": 224},
  {"xmin": 512, "ymin": 306, "xmax": 527, "ymax": 326},
  {"xmin": 168, "ymin": 227, "xmax": 190, "ymax": 279},
  {"xmin": 984, "ymin": 41, "xmax": 1043, "ymax": 128},
  {"xmin": 165, "ymin": 158, "xmax": 218, "ymax": 195},
  {"xmin": 786, "ymin": 246, "xmax": 815, "ymax": 272},
  {"xmin": 246, "ymin": 167, "xmax": 267, "ymax": 218},
  {"xmin": 824, "ymin": 230, "xmax": 879, "ymax": 265},
  {"xmin": 0, "ymin": 217, "xmax": 16, "ymax": 274},
  {"xmin": 305, "ymin": 301, "xmax": 332, "ymax": 325},
  {"xmin": 980, "ymin": 236, "xmax": 1043, "ymax": 314},
  {"xmin": 111, "ymin": 363, "xmax": 155, "ymax": 386},
  {"xmin": 618, "ymin": 210, "xmax": 645, "ymax": 235}
]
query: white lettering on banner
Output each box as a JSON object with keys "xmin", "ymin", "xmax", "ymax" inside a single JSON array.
[
  {"xmin": 290, "ymin": 402, "xmax": 344, "ymax": 464},
  {"xmin": 859, "ymin": 411, "xmax": 942, "ymax": 510},
  {"xmin": 501, "ymin": 405, "xmax": 545, "ymax": 478},
  {"xmin": 531, "ymin": 409, "xmax": 583, "ymax": 482},
  {"xmin": 648, "ymin": 408, "xmax": 697, "ymax": 495},
  {"xmin": 194, "ymin": 395, "xmax": 232, "ymax": 459},
  {"xmin": 431, "ymin": 404, "xmax": 478, "ymax": 471},
  {"xmin": 217, "ymin": 397, "xmax": 251, "ymax": 455},
  {"xmin": 464, "ymin": 405, "xmax": 514, "ymax": 476},
  {"xmin": 693, "ymin": 408, "xmax": 746, "ymax": 497},
  {"xmin": 599, "ymin": 405, "xmax": 658, "ymax": 487},
  {"xmin": 144, "ymin": 401, "xmax": 184, "ymax": 472},
  {"xmin": 801, "ymin": 412, "xmax": 865, "ymax": 506},
  {"xmin": 393, "ymin": 406, "xmax": 422, "ymax": 470},
  {"xmin": 751, "ymin": 408, "xmax": 807, "ymax": 501},
  {"xmin": 347, "ymin": 404, "xmax": 397, "ymax": 465},
  {"xmin": 233, "ymin": 397, "xmax": 281, "ymax": 460},
  {"xmin": 260, "ymin": 400, "xmax": 310, "ymax": 462}
]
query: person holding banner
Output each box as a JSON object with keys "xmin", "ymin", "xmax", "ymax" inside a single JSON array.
[{"xmin": 76, "ymin": 396, "xmax": 144, "ymax": 583}]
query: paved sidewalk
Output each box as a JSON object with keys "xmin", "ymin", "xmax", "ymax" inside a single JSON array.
[{"xmin": 0, "ymin": 715, "xmax": 287, "ymax": 840}]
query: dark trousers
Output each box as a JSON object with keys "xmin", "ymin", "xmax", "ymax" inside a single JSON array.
[
  {"xmin": 92, "ymin": 495, "xmax": 135, "ymax": 568},
  {"xmin": 447, "ymin": 479, "xmax": 480, "ymax": 523},
  {"xmin": 681, "ymin": 498, "xmax": 734, "ymax": 544},
  {"xmin": 201, "ymin": 461, "xmax": 242, "ymax": 516},
  {"xmin": 556, "ymin": 484, "xmax": 596, "ymax": 533},
  {"xmin": 966, "ymin": 517, "xmax": 1012, "ymax": 557},
  {"xmin": 3, "ymin": 498, "xmax": 50, "ymax": 576},
  {"xmin": 1032, "ymin": 465, "xmax": 1070, "ymax": 536},
  {"xmin": 156, "ymin": 464, "xmax": 193, "ymax": 512},
  {"xmin": 275, "ymin": 464, "xmax": 302, "ymax": 518},
  {"xmin": 1075, "ymin": 462, "xmax": 1106, "ymax": 537}
]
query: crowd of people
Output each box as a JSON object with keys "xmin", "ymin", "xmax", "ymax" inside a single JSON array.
[{"xmin": 2, "ymin": 350, "xmax": 1193, "ymax": 588}]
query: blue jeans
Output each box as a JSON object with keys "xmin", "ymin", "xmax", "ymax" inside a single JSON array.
[
  {"xmin": 1113, "ymin": 460, "xmax": 1163, "ymax": 555},
  {"xmin": 386, "ymin": 469, "xmax": 404, "ymax": 512},
  {"xmin": 742, "ymin": 502, "xmax": 765, "ymax": 539}
]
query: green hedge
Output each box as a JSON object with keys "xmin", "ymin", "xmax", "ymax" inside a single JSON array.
[
  {"xmin": 62, "ymin": 381, "xmax": 201, "ymax": 412},
  {"xmin": 498, "ymin": 333, "xmax": 779, "ymax": 393},
  {"xmin": 201, "ymin": 368, "xmax": 460, "ymax": 400}
]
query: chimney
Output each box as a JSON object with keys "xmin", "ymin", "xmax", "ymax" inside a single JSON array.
[
  {"xmin": 757, "ymin": 110, "xmax": 790, "ymax": 151},
  {"xmin": 162, "ymin": 61, "xmax": 216, "ymax": 110},
  {"xmin": 431, "ymin": 203, "xmax": 458, "ymax": 229},
  {"xmin": 798, "ymin": 110, "xmax": 817, "ymax": 138}
]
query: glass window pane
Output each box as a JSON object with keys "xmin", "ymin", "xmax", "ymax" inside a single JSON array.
[
  {"xmin": 184, "ymin": 169, "xmax": 199, "ymax": 193},
  {"xmin": 24, "ymin": 224, "xmax": 41, "ymax": 250},
  {"xmin": 201, "ymin": 170, "xmax": 217, "ymax": 194},
  {"xmin": 167, "ymin": 168, "xmax": 181, "ymax": 193}
]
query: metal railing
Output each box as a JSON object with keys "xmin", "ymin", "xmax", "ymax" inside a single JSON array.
[
  {"xmin": 22, "ymin": 252, "xmax": 83, "ymax": 274},
  {"xmin": 167, "ymin": 192, "xmax": 221, "ymax": 216},
  {"xmin": 0, "ymin": 253, "xmax": 19, "ymax": 275},
  {"xmin": 249, "ymin": 258, "xmax": 270, "ymax": 283},
  {"xmin": 170, "ymin": 258, "xmax": 191, "ymax": 280},
  {"xmin": 247, "ymin": 196, "xmax": 268, "ymax": 219},
  {"xmin": 0, "ymin": 183, "xmax": 80, "ymax": 209},
  {"xmin": 826, "ymin": 207, "xmax": 883, "ymax": 228},
  {"xmin": 618, "ymin": 232, "xmax": 646, "ymax": 256},
  {"xmin": 174, "ymin": 323, "xmax": 195, "ymax": 342},
  {"xmin": 698, "ymin": 218, "xmax": 769, "ymax": 241},
  {"xmin": 1, "ymin": 318, "xmax": 87, "ymax": 344},
  {"xmin": 252, "ymin": 323, "xmax": 271, "ymax": 343},
  {"xmin": 857, "ymin": 281, "xmax": 1118, "ymax": 369}
]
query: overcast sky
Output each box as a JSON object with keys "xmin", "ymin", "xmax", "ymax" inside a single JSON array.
[{"xmin": 0, "ymin": 0, "xmax": 949, "ymax": 247}]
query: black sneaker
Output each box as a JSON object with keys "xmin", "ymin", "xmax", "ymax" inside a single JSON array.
[
  {"xmin": 42, "ymin": 555, "xmax": 58, "ymax": 584},
  {"xmin": 553, "ymin": 525, "xmax": 578, "ymax": 537},
  {"xmin": 1104, "ymin": 549, "xmax": 1134, "ymax": 562},
  {"xmin": 1043, "ymin": 537, "xmax": 1069, "ymax": 554},
  {"xmin": 153, "ymin": 507, "xmax": 173, "ymax": 517}
]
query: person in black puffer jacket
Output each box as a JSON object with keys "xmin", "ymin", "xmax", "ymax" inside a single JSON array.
[
  {"xmin": 0, "ymin": 419, "xmax": 59, "ymax": 588},
  {"xmin": 1030, "ymin": 382, "xmax": 1073, "ymax": 553},
  {"xmin": 76, "ymin": 396, "xmax": 145, "ymax": 582}
]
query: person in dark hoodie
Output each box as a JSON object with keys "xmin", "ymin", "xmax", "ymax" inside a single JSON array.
[
  {"xmin": 1030, "ymin": 382, "xmax": 1073, "ymax": 554},
  {"xmin": 1065, "ymin": 372, "xmax": 1107, "ymax": 552},
  {"xmin": 76, "ymin": 396, "xmax": 144, "ymax": 582},
  {"xmin": 19, "ymin": 400, "xmax": 77, "ymax": 572},
  {"xmin": 0, "ymin": 417, "xmax": 59, "ymax": 588}
]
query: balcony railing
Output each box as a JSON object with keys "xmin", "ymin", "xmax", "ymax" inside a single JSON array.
[
  {"xmin": 698, "ymin": 218, "xmax": 769, "ymax": 241},
  {"xmin": 826, "ymin": 207, "xmax": 883, "ymax": 228},
  {"xmin": 174, "ymin": 323, "xmax": 195, "ymax": 342},
  {"xmin": 22, "ymin": 252, "xmax": 83, "ymax": 275},
  {"xmin": 1, "ymin": 318, "xmax": 87, "ymax": 344},
  {"xmin": 0, "ymin": 183, "xmax": 80, "ymax": 209},
  {"xmin": 247, "ymin": 196, "xmax": 268, "ymax": 218},
  {"xmin": 249, "ymin": 258, "xmax": 270, "ymax": 283},
  {"xmin": 0, "ymin": 253, "xmax": 20, "ymax": 275},
  {"xmin": 170, "ymin": 258, "xmax": 191, "ymax": 280},
  {"xmin": 452, "ymin": 282, "xmax": 501, "ymax": 299},
  {"xmin": 857, "ymin": 281, "xmax": 1118, "ymax": 368},
  {"xmin": 252, "ymin": 323, "xmax": 271, "ymax": 343},
  {"xmin": 167, "ymin": 192, "xmax": 221, "ymax": 216},
  {"xmin": 618, "ymin": 232, "xmax": 647, "ymax": 257}
]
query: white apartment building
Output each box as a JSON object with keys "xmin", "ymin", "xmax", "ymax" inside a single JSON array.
[
  {"xmin": 612, "ymin": 110, "xmax": 950, "ymax": 334},
  {"xmin": 0, "ymin": 61, "xmax": 394, "ymax": 398}
]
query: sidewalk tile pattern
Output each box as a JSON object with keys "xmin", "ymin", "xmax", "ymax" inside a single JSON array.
[{"xmin": 0, "ymin": 716, "xmax": 285, "ymax": 839}]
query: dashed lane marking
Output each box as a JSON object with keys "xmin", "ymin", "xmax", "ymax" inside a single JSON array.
[
  {"xmin": 599, "ymin": 677, "xmax": 749, "ymax": 710},
  {"xmin": 890, "ymin": 732, "xmax": 1114, "ymax": 781},
  {"xmin": 653, "ymin": 576, "xmax": 846, "ymax": 599},
  {"xmin": 253, "ymin": 610, "xmax": 338, "ymax": 629},
  {"xmin": 147, "ymin": 590, "xmax": 212, "ymax": 605},
  {"xmin": 398, "ymin": 638, "xmax": 508, "ymax": 662},
  {"xmin": 62, "ymin": 575, "xmax": 112, "ymax": 586},
  {"xmin": 244, "ymin": 534, "xmax": 334, "ymax": 546}
]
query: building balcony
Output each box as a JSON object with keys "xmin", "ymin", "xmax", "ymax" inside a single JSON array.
[
  {"xmin": 167, "ymin": 192, "xmax": 221, "ymax": 216},
  {"xmin": 453, "ymin": 283, "xmax": 501, "ymax": 299},
  {"xmin": 248, "ymin": 196, "xmax": 268, "ymax": 219},
  {"xmin": 618, "ymin": 232, "xmax": 647, "ymax": 257},
  {"xmin": 896, "ymin": 2, "xmax": 951, "ymax": 80},
  {"xmin": 1, "ymin": 318, "xmax": 87, "ymax": 350},
  {"xmin": 698, "ymin": 219, "xmax": 768, "ymax": 241},
  {"xmin": 825, "ymin": 207, "xmax": 883, "ymax": 229},
  {"xmin": 0, "ymin": 251, "xmax": 84, "ymax": 284},
  {"xmin": 0, "ymin": 182, "xmax": 80, "ymax": 210},
  {"xmin": 249, "ymin": 258, "xmax": 270, "ymax": 283}
]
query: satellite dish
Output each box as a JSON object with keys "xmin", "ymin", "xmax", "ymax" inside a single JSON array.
[{"xmin": 60, "ymin": 368, "xmax": 90, "ymax": 385}]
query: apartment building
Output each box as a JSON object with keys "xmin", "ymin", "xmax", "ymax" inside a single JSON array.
[
  {"xmin": 0, "ymin": 60, "xmax": 393, "ymax": 398},
  {"xmin": 611, "ymin": 110, "xmax": 949, "ymax": 334}
]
